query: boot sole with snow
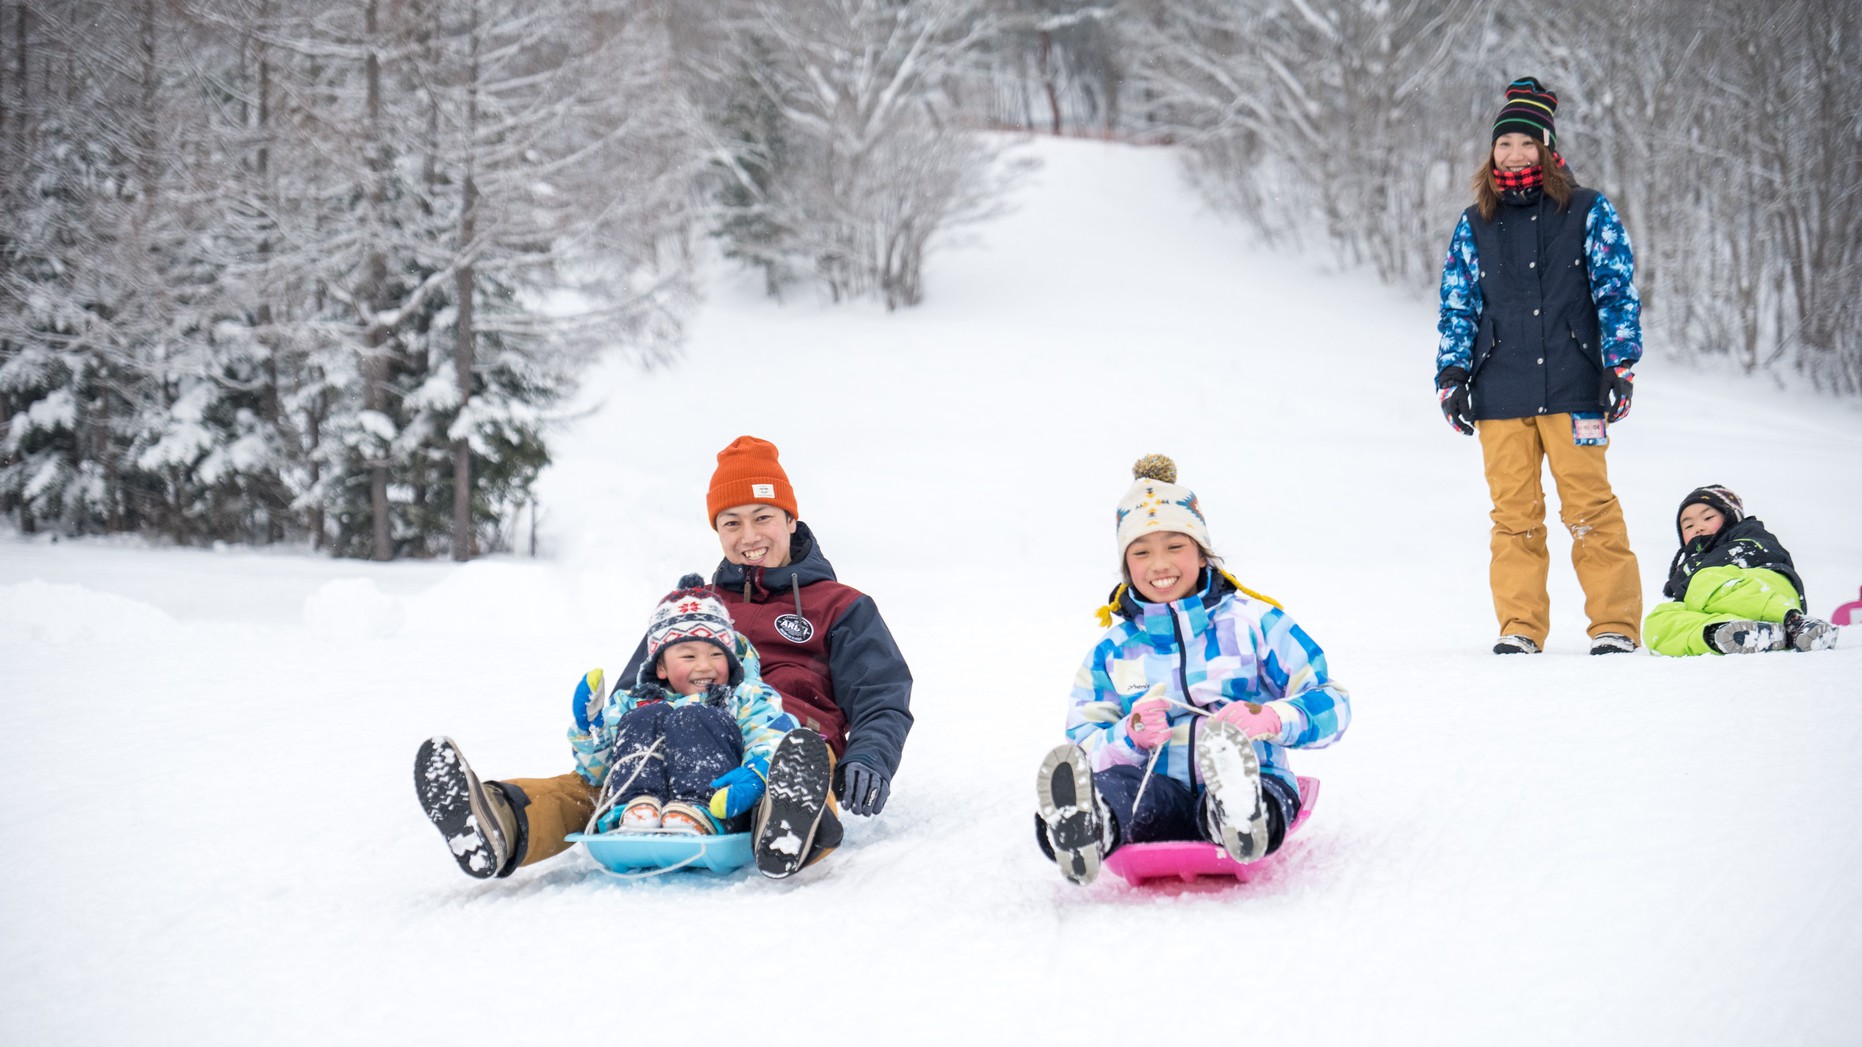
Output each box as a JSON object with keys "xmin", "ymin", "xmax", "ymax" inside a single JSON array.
[
  {"xmin": 1035, "ymin": 744, "xmax": 1101, "ymax": 886},
  {"xmin": 414, "ymin": 736, "xmax": 508, "ymax": 880},
  {"xmin": 1196, "ymin": 720, "xmax": 1270, "ymax": 865},
  {"xmin": 1710, "ymin": 621, "xmax": 1785, "ymax": 655},
  {"xmin": 1792, "ymin": 621, "xmax": 1839, "ymax": 653},
  {"xmin": 754, "ymin": 729, "xmax": 833, "ymax": 879}
]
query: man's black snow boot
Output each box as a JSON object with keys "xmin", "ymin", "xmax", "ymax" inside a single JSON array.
[{"xmin": 415, "ymin": 736, "xmax": 521, "ymax": 879}]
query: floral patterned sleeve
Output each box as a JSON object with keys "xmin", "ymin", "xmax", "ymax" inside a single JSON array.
[
  {"xmin": 1585, "ymin": 194, "xmax": 1643, "ymax": 371},
  {"xmin": 1434, "ymin": 213, "xmax": 1482, "ymax": 378}
]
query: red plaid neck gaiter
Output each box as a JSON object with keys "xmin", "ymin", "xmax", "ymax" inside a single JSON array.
[
  {"xmin": 1494, "ymin": 165, "xmax": 1544, "ymax": 192},
  {"xmin": 1493, "ymin": 151, "xmax": 1566, "ymax": 193}
]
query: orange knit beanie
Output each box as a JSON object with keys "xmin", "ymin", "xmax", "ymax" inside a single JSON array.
[{"xmin": 707, "ymin": 436, "xmax": 798, "ymax": 527}]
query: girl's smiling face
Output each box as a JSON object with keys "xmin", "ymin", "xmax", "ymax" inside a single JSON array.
[
  {"xmin": 1679, "ymin": 503, "xmax": 1726, "ymax": 544},
  {"xmin": 1492, "ymin": 132, "xmax": 1542, "ymax": 173},
  {"xmin": 1124, "ymin": 530, "xmax": 1207, "ymax": 603}
]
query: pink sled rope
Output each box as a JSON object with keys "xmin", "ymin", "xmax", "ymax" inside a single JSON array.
[{"xmin": 1102, "ymin": 776, "xmax": 1320, "ymax": 887}]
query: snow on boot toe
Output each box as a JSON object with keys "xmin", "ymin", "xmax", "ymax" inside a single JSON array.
[
  {"xmin": 1493, "ymin": 634, "xmax": 1541, "ymax": 655},
  {"xmin": 1035, "ymin": 743, "xmax": 1102, "ymax": 886},
  {"xmin": 1196, "ymin": 720, "xmax": 1269, "ymax": 865}
]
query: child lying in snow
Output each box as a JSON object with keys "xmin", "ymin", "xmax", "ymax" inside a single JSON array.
[
  {"xmin": 1643, "ymin": 485, "xmax": 1838, "ymax": 655},
  {"xmin": 1033, "ymin": 455, "xmax": 1352, "ymax": 886}
]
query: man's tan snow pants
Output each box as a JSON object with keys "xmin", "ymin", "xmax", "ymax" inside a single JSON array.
[{"xmin": 500, "ymin": 773, "xmax": 597, "ymax": 868}]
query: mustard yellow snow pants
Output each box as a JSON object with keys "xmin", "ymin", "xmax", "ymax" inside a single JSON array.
[{"xmin": 1478, "ymin": 413, "xmax": 1642, "ymax": 648}]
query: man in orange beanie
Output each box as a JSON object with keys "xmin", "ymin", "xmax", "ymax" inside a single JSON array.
[{"xmin": 416, "ymin": 435, "xmax": 914, "ymax": 882}]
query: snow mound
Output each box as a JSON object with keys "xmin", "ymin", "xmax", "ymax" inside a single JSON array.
[
  {"xmin": 0, "ymin": 579, "xmax": 178, "ymax": 644},
  {"xmin": 302, "ymin": 578, "xmax": 405, "ymax": 640}
]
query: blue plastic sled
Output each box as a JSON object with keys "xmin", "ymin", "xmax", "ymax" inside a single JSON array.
[
  {"xmin": 1101, "ymin": 776, "xmax": 1320, "ymax": 887},
  {"xmin": 567, "ymin": 831, "xmax": 754, "ymax": 879}
]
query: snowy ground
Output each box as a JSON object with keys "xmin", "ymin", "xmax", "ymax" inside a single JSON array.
[{"xmin": 4, "ymin": 137, "xmax": 1861, "ymax": 1046}]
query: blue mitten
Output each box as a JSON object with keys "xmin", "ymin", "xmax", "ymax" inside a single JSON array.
[
  {"xmin": 708, "ymin": 757, "xmax": 768, "ymax": 820},
  {"xmin": 571, "ymin": 668, "xmax": 606, "ymax": 732}
]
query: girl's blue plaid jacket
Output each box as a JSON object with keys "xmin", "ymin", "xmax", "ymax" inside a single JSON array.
[{"xmin": 1067, "ymin": 570, "xmax": 1351, "ymax": 793}]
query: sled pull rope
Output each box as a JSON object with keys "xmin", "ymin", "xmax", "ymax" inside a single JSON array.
[
  {"xmin": 1129, "ymin": 698, "xmax": 1215, "ymax": 812},
  {"xmin": 585, "ymin": 736, "xmax": 667, "ymax": 834}
]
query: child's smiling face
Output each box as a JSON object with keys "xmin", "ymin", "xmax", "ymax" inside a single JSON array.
[
  {"xmin": 1679, "ymin": 503, "xmax": 1725, "ymax": 544},
  {"xmin": 1124, "ymin": 530, "xmax": 1207, "ymax": 603},
  {"xmin": 657, "ymin": 641, "xmax": 731, "ymax": 695}
]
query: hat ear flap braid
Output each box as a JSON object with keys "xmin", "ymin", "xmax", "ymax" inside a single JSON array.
[
  {"xmin": 1095, "ymin": 584, "xmax": 1127, "ymax": 628},
  {"xmin": 1217, "ymin": 568, "xmax": 1283, "ymax": 610}
]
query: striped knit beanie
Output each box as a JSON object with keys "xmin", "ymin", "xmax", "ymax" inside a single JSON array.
[
  {"xmin": 1675, "ymin": 485, "xmax": 1744, "ymax": 542},
  {"xmin": 1115, "ymin": 454, "xmax": 1212, "ymax": 562},
  {"xmin": 1492, "ymin": 76, "xmax": 1558, "ymax": 146},
  {"xmin": 644, "ymin": 573, "xmax": 744, "ymax": 686}
]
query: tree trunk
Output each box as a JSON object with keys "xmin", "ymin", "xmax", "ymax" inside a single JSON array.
[
  {"xmin": 364, "ymin": 0, "xmax": 392, "ymax": 561},
  {"xmin": 451, "ymin": 0, "xmax": 480, "ymax": 562}
]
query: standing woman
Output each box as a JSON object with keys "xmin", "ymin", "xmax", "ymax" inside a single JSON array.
[{"xmin": 1434, "ymin": 77, "xmax": 1643, "ymax": 655}]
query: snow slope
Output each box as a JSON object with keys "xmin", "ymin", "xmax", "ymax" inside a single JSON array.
[{"xmin": 4, "ymin": 137, "xmax": 1861, "ymax": 1046}]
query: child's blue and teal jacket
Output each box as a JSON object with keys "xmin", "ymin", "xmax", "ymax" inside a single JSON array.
[
  {"xmin": 567, "ymin": 633, "xmax": 797, "ymax": 787},
  {"xmin": 1066, "ymin": 570, "xmax": 1350, "ymax": 794}
]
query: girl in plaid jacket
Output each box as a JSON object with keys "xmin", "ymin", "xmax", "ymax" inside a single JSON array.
[{"xmin": 1034, "ymin": 455, "xmax": 1351, "ymax": 886}]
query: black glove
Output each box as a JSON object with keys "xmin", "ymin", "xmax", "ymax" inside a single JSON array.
[
  {"xmin": 1436, "ymin": 366, "xmax": 1475, "ymax": 436},
  {"xmin": 838, "ymin": 760, "xmax": 891, "ymax": 817},
  {"xmin": 700, "ymin": 682, "xmax": 735, "ymax": 708},
  {"xmin": 1601, "ymin": 366, "xmax": 1633, "ymax": 423}
]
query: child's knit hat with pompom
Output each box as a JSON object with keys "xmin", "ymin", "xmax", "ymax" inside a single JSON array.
[
  {"xmin": 643, "ymin": 573, "xmax": 744, "ymax": 687},
  {"xmin": 1115, "ymin": 454, "xmax": 1212, "ymax": 560}
]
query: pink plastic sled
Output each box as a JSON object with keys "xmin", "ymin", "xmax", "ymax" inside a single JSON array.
[
  {"xmin": 1102, "ymin": 776, "xmax": 1320, "ymax": 887},
  {"xmin": 1832, "ymin": 587, "xmax": 1862, "ymax": 627}
]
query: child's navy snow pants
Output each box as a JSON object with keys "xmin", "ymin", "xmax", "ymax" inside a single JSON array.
[{"xmin": 605, "ymin": 702, "xmax": 745, "ymax": 806}]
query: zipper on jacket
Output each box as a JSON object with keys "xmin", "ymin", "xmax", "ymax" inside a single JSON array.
[{"xmin": 1169, "ymin": 605, "xmax": 1195, "ymax": 777}]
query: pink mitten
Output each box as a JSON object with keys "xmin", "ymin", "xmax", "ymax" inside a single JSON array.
[
  {"xmin": 1210, "ymin": 701, "xmax": 1281, "ymax": 741},
  {"xmin": 1126, "ymin": 688, "xmax": 1173, "ymax": 750}
]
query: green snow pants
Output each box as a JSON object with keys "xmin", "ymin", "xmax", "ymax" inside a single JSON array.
[{"xmin": 1643, "ymin": 565, "xmax": 1803, "ymax": 656}]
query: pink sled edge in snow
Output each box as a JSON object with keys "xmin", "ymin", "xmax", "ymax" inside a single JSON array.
[{"xmin": 1101, "ymin": 775, "xmax": 1319, "ymax": 887}]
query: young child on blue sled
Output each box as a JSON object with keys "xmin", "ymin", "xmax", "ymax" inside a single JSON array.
[
  {"xmin": 571, "ymin": 575, "xmax": 796, "ymax": 835},
  {"xmin": 1643, "ymin": 485, "xmax": 1838, "ymax": 656},
  {"xmin": 1035, "ymin": 455, "xmax": 1352, "ymax": 886}
]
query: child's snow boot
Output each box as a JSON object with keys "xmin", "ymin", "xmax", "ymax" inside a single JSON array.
[
  {"xmin": 754, "ymin": 729, "xmax": 834, "ymax": 879},
  {"xmin": 1705, "ymin": 620, "xmax": 1785, "ymax": 655},
  {"xmin": 616, "ymin": 797, "xmax": 662, "ymax": 832},
  {"xmin": 1784, "ymin": 609, "xmax": 1838, "ymax": 653},
  {"xmin": 1195, "ymin": 720, "xmax": 1270, "ymax": 865},
  {"xmin": 415, "ymin": 736, "xmax": 522, "ymax": 879},
  {"xmin": 660, "ymin": 800, "xmax": 719, "ymax": 835},
  {"xmin": 1493, "ymin": 634, "xmax": 1541, "ymax": 654},
  {"xmin": 1035, "ymin": 743, "xmax": 1111, "ymax": 886}
]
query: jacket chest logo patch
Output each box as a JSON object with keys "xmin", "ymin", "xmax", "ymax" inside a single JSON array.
[{"xmin": 774, "ymin": 614, "xmax": 815, "ymax": 644}]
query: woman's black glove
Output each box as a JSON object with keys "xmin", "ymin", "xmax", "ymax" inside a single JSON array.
[
  {"xmin": 1601, "ymin": 366, "xmax": 1634, "ymax": 422},
  {"xmin": 1436, "ymin": 366, "xmax": 1475, "ymax": 436}
]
